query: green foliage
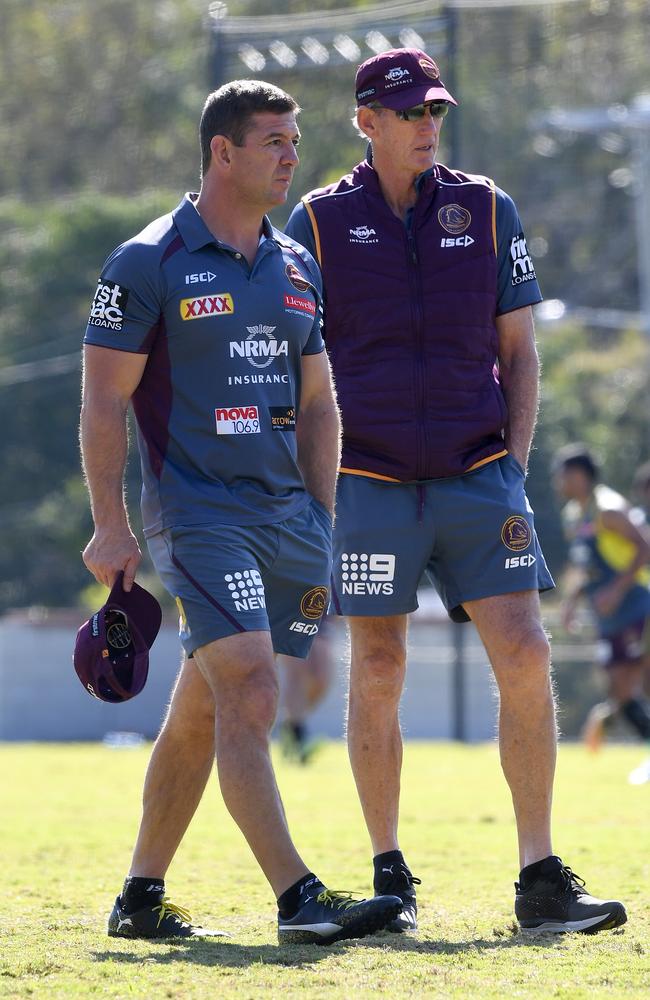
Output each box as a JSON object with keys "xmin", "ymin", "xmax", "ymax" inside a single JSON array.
[
  {"xmin": 1, "ymin": 0, "xmax": 649, "ymax": 610},
  {"xmin": 1, "ymin": 742, "xmax": 649, "ymax": 997},
  {"xmin": 0, "ymin": 192, "xmax": 177, "ymax": 610}
]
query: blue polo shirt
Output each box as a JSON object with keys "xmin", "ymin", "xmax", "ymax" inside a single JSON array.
[{"xmin": 84, "ymin": 193, "xmax": 324, "ymax": 534}]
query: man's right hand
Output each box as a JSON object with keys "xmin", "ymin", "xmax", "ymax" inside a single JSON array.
[{"xmin": 82, "ymin": 528, "xmax": 142, "ymax": 592}]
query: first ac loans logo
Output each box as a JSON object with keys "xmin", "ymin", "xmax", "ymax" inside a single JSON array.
[
  {"xmin": 510, "ymin": 233, "xmax": 537, "ymax": 286},
  {"xmin": 89, "ymin": 280, "xmax": 129, "ymax": 331}
]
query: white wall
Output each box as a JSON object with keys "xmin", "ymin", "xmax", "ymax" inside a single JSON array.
[{"xmin": 0, "ymin": 613, "xmax": 498, "ymax": 742}]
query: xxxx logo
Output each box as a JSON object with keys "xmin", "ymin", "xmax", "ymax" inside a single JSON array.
[{"xmin": 180, "ymin": 293, "xmax": 234, "ymax": 320}]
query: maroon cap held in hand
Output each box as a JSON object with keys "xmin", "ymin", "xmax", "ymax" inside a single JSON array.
[
  {"xmin": 355, "ymin": 48, "xmax": 457, "ymax": 110},
  {"xmin": 73, "ymin": 572, "xmax": 162, "ymax": 703}
]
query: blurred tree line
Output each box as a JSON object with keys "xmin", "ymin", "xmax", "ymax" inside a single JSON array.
[{"xmin": 0, "ymin": 0, "xmax": 649, "ymax": 612}]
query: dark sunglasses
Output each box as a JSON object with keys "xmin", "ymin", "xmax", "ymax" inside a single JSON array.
[{"xmin": 394, "ymin": 101, "xmax": 450, "ymax": 122}]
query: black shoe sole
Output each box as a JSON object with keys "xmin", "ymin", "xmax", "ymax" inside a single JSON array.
[
  {"xmin": 519, "ymin": 903, "xmax": 627, "ymax": 935},
  {"xmin": 279, "ymin": 900, "xmax": 403, "ymax": 946}
]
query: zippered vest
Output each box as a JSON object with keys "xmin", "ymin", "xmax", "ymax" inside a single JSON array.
[{"xmin": 303, "ymin": 160, "xmax": 507, "ymax": 481}]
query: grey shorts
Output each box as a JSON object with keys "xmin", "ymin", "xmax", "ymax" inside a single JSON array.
[
  {"xmin": 330, "ymin": 455, "xmax": 554, "ymax": 622},
  {"xmin": 148, "ymin": 498, "xmax": 332, "ymax": 657}
]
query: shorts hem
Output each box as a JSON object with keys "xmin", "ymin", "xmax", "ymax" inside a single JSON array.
[
  {"xmin": 330, "ymin": 603, "xmax": 417, "ymax": 618},
  {"xmin": 449, "ymin": 580, "xmax": 555, "ymax": 611}
]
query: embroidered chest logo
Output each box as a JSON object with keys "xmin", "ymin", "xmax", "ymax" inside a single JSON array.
[
  {"xmin": 349, "ymin": 225, "xmax": 379, "ymax": 244},
  {"xmin": 438, "ymin": 205, "xmax": 472, "ymax": 235}
]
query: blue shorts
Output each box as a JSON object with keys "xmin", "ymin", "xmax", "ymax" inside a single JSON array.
[
  {"xmin": 148, "ymin": 498, "xmax": 332, "ymax": 657},
  {"xmin": 330, "ymin": 455, "xmax": 554, "ymax": 622}
]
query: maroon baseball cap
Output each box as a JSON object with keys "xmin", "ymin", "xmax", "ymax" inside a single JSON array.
[
  {"xmin": 73, "ymin": 572, "xmax": 162, "ymax": 703},
  {"xmin": 355, "ymin": 48, "xmax": 457, "ymax": 110}
]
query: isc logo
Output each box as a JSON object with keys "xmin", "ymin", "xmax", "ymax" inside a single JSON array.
[
  {"xmin": 440, "ymin": 236, "xmax": 475, "ymax": 248},
  {"xmin": 215, "ymin": 405, "xmax": 260, "ymax": 435},
  {"xmin": 185, "ymin": 271, "xmax": 217, "ymax": 284},
  {"xmin": 504, "ymin": 554, "xmax": 537, "ymax": 569},
  {"xmin": 289, "ymin": 621, "xmax": 320, "ymax": 635}
]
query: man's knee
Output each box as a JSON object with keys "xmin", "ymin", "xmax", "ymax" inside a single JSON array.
[
  {"xmin": 218, "ymin": 661, "xmax": 280, "ymax": 734},
  {"xmin": 492, "ymin": 625, "xmax": 552, "ymax": 690},
  {"xmin": 352, "ymin": 637, "xmax": 407, "ymax": 704}
]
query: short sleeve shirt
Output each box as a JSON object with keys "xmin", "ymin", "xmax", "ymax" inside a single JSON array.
[{"xmin": 84, "ymin": 193, "xmax": 324, "ymax": 535}]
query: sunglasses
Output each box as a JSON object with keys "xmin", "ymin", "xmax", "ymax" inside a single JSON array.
[{"xmin": 394, "ymin": 102, "xmax": 450, "ymax": 122}]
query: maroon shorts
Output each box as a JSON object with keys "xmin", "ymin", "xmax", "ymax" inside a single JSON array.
[{"xmin": 605, "ymin": 616, "xmax": 650, "ymax": 666}]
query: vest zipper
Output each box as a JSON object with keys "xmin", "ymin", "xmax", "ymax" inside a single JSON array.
[{"xmin": 407, "ymin": 231, "xmax": 427, "ymax": 479}]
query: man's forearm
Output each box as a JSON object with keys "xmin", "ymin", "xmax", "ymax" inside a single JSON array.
[
  {"xmin": 296, "ymin": 397, "xmax": 341, "ymax": 515},
  {"xmin": 501, "ymin": 348, "xmax": 540, "ymax": 471},
  {"xmin": 80, "ymin": 394, "xmax": 131, "ymax": 530}
]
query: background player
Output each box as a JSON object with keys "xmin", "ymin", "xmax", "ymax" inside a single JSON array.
[{"xmin": 553, "ymin": 444, "xmax": 650, "ymax": 759}]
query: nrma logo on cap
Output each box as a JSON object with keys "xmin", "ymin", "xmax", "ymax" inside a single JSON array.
[{"xmin": 385, "ymin": 67, "xmax": 410, "ymax": 81}]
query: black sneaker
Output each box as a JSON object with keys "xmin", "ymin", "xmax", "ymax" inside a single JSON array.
[
  {"xmin": 108, "ymin": 895, "xmax": 228, "ymax": 939},
  {"xmin": 278, "ymin": 888, "xmax": 402, "ymax": 945},
  {"xmin": 374, "ymin": 862, "xmax": 421, "ymax": 932},
  {"xmin": 515, "ymin": 856, "xmax": 627, "ymax": 934}
]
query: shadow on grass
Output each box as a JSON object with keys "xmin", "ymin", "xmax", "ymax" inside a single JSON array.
[
  {"xmin": 89, "ymin": 923, "xmax": 621, "ymax": 968},
  {"xmin": 91, "ymin": 942, "xmax": 333, "ymax": 968}
]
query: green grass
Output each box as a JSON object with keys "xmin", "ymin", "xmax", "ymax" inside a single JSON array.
[{"xmin": 1, "ymin": 741, "xmax": 649, "ymax": 999}]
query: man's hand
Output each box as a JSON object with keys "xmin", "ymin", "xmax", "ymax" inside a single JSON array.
[
  {"xmin": 82, "ymin": 527, "xmax": 142, "ymax": 591},
  {"xmin": 592, "ymin": 578, "xmax": 627, "ymax": 617}
]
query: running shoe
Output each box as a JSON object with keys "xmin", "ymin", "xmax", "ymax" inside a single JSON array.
[
  {"xmin": 108, "ymin": 895, "xmax": 227, "ymax": 939},
  {"xmin": 628, "ymin": 756, "xmax": 650, "ymax": 785},
  {"xmin": 515, "ymin": 856, "xmax": 627, "ymax": 933},
  {"xmin": 278, "ymin": 888, "xmax": 402, "ymax": 945},
  {"xmin": 374, "ymin": 861, "xmax": 421, "ymax": 932}
]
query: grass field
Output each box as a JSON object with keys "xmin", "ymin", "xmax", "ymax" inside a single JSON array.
[{"xmin": 2, "ymin": 740, "xmax": 649, "ymax": 999}]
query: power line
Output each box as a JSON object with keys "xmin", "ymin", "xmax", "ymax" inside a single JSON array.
[{"xmin": 0, "ymin": 352, "xmax": 80, "ymax": 387}]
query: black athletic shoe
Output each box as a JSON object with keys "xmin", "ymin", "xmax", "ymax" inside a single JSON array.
[
  {"xmin": 108, "ymin": 895, "xmax": 228, "ymax": 939},
  {"xmin": 374, "ymin": 862, "xmax": 421, "ymax": 932},
  {"xmin": 515, "ymin": 856, "xmax": 627, "ymax": 934},
  {"xmin": 278, "ymin": 889, "xmax": 403, "ymax": 945}
]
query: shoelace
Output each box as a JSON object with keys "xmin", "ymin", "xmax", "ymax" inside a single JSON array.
[
  {"xmin": 316, "ymin": 889, "xmax": 362, "ymax": 911},
  {"xmin": 381, "ymin": 866, "xmax": 421, "ymax": 891},
  {"xmin": 557, "ymin": 866, "xmax": 587, "ymax": 898},
  {"xmin": 152, "ymin": 898, "xmax": 193, "ymax": 928}
]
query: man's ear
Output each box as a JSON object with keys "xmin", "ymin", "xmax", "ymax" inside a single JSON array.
[
  {"xmin": 210, "ymin": 133, "xmax": 232, "ymax": 170},
  {"xmin": 356, "ymin": 106, "xmax": 377, "ymax": 140}
]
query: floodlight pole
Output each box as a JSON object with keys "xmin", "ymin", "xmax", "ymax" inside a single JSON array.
[{"xmin": 536, "ymin": 99, "xmax": 650, "ymax": 337}]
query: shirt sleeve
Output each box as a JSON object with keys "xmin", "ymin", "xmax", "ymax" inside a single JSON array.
[
  {"xmin": 495, "ymin": 187, "xmax": 543, "ymax": 316},
  {"xmin": 84, "ymin": 241, "xmax": 162, "ymax": 353},
  {"xmin": 285, "ymin": 202, "xmax": 318, "ymax": 260}
]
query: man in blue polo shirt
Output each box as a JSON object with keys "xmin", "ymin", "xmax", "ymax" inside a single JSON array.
[{"xmin": 80, "ymin": 79, "xmax": 401, "ymax": 945}]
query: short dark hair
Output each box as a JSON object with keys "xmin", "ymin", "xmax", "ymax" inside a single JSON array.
[
  {"xmin": 551, "ymin": 443, "xmax": 599, "ymax": 481},
  {"xmin": 199, "ymin": 80, "xmax": 300, "ymax": 177}
]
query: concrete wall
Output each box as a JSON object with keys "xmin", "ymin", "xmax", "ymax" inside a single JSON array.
[{"xmin": 0, "ymin": 610, "xmax": 498, "ymax": 742}]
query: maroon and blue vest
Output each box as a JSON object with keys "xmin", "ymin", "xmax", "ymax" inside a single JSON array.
[{"xmin": 303, "ymin": 160, "xmax": 507, "ymax": 481}]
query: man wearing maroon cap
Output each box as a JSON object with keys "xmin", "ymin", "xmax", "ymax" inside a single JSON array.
[{"xmin": 285, "ymin": 47, "xmax": 626, "ymax": 933}]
